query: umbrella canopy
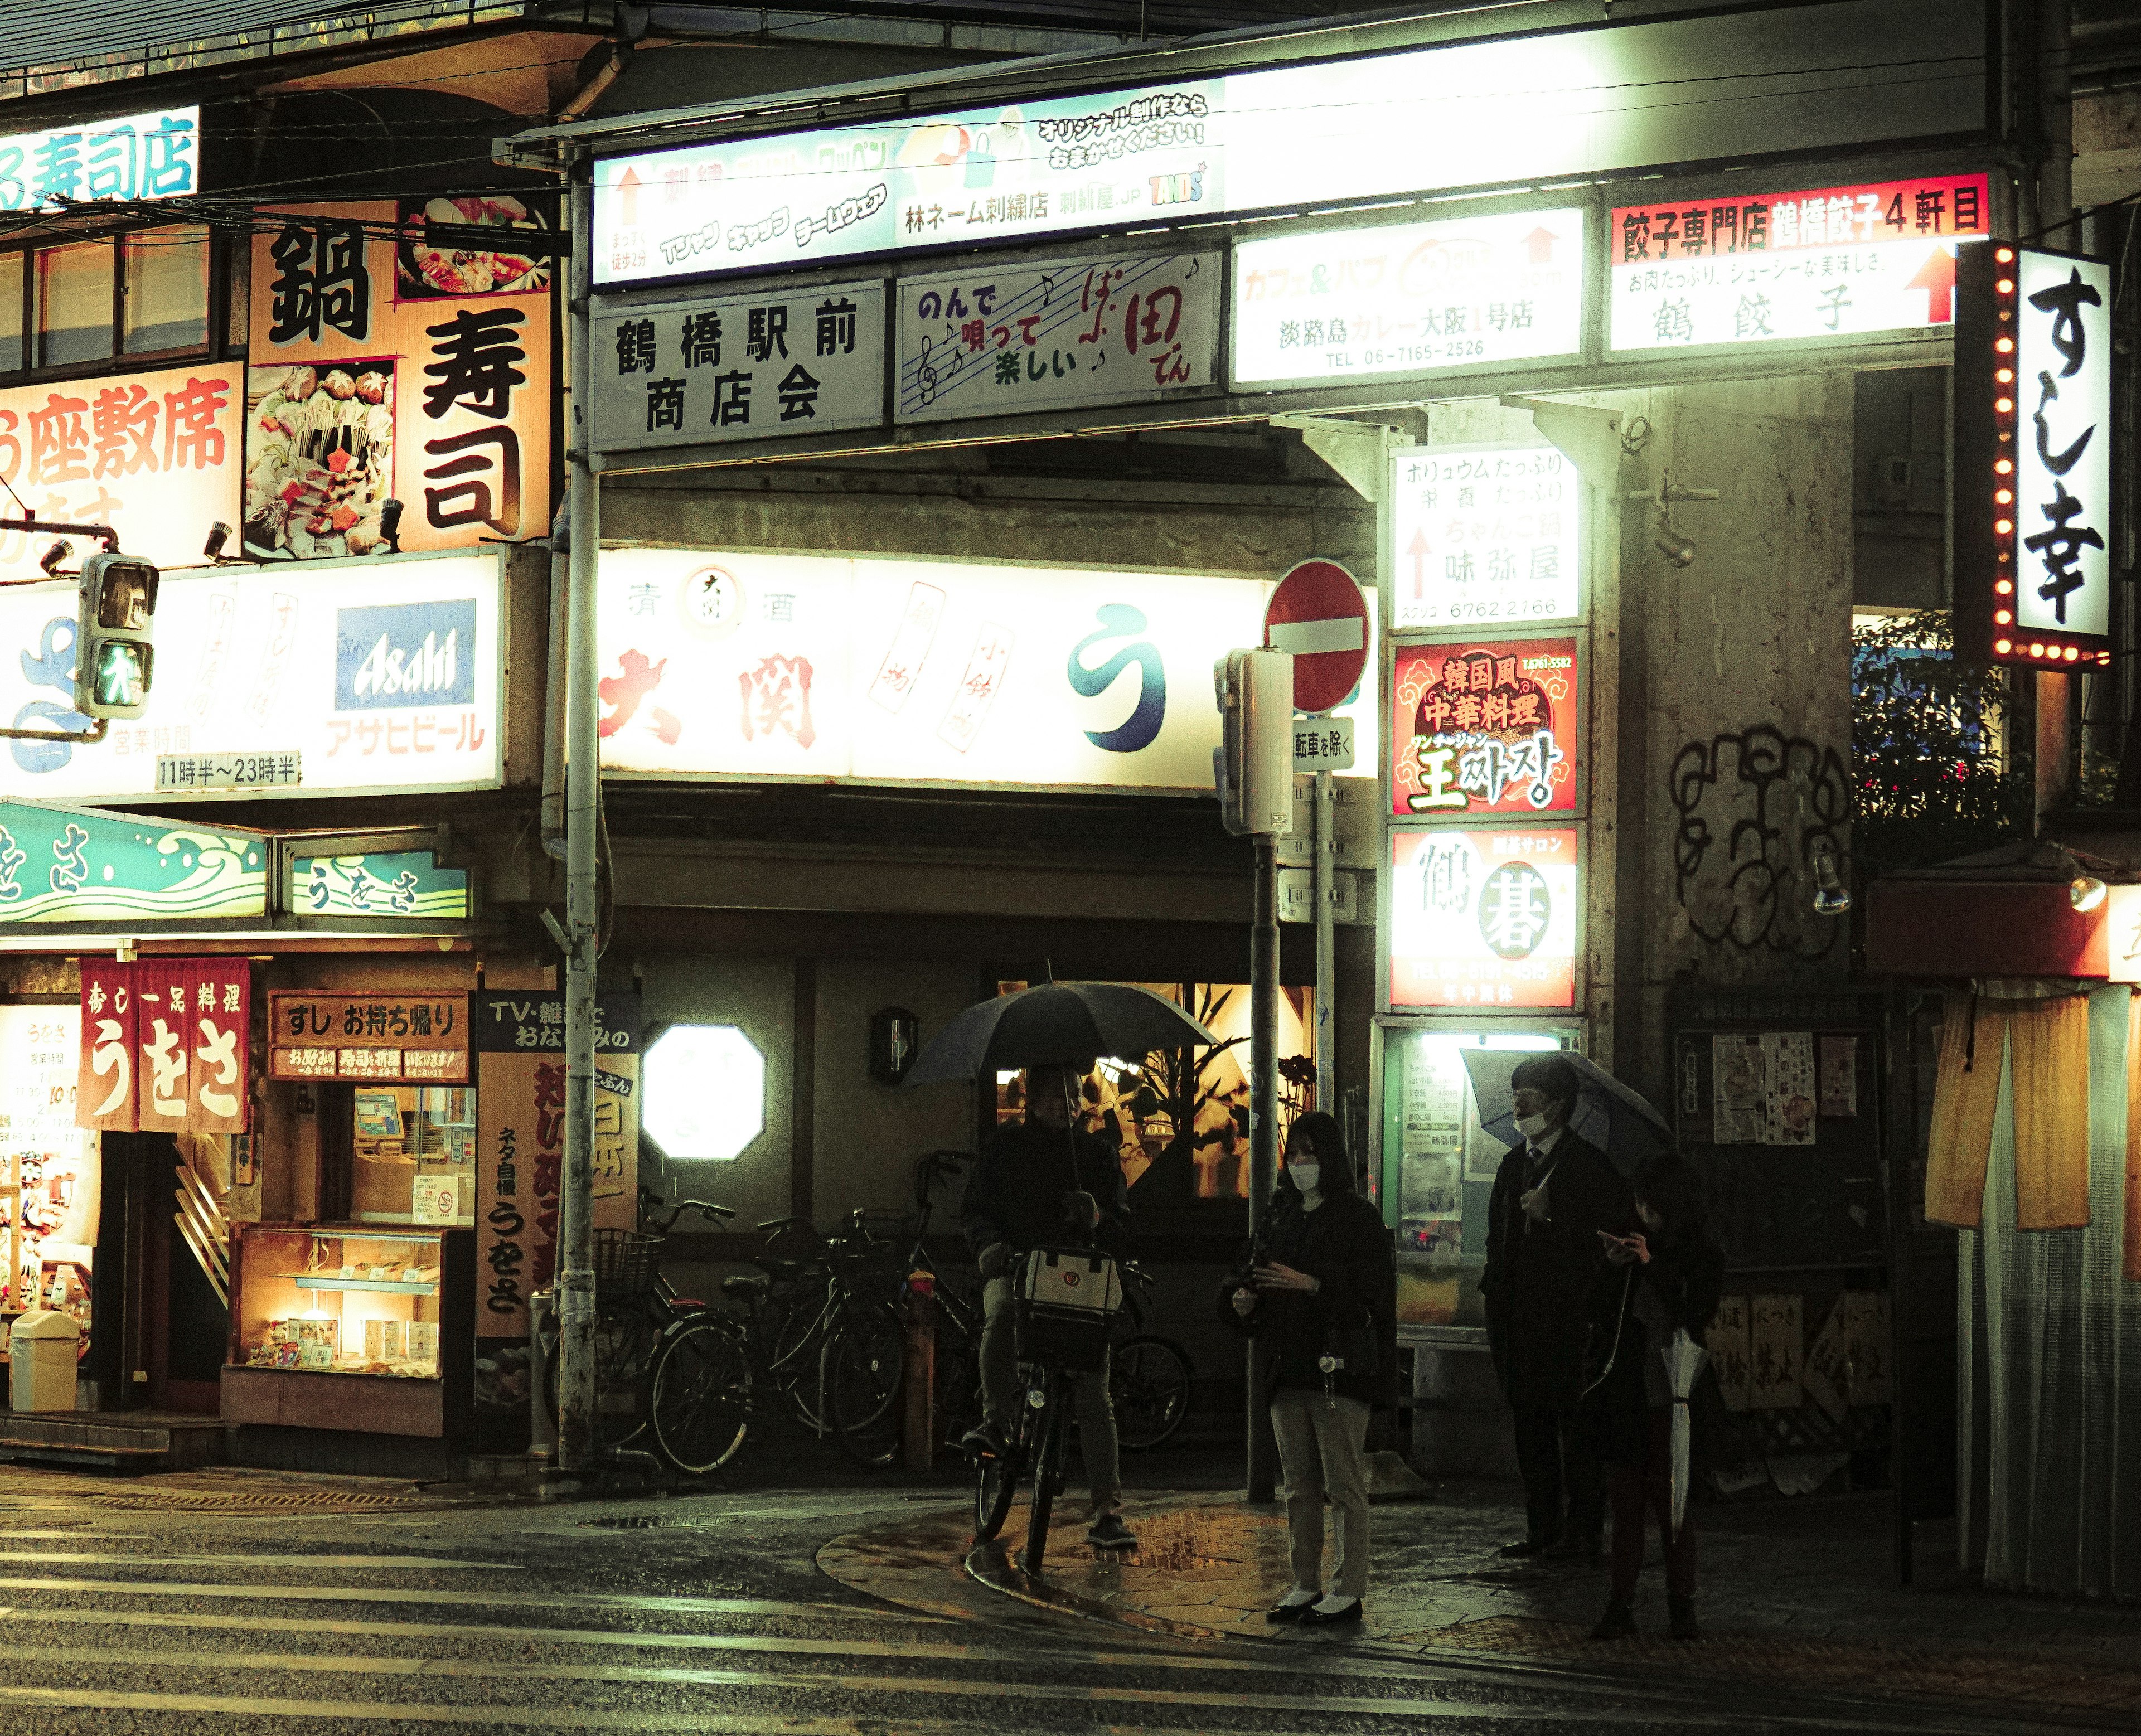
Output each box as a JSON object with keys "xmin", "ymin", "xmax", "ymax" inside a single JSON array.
[
  {"xmin": 1457, "ymin": 1048, "xmax": 1673, "ymax": 1180},
  {"xmin": 903, "ymin": 981, "xmax": 1220, "ymax": 1087}
]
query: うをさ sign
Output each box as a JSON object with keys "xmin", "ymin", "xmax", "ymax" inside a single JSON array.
[
  {"xmin": 1391, "ymin": 638, "xmax": 1579, "ymax": 818},
  {"xmin": 1388, "ymin": 827, "xmax": 1580, "ymax": 1010}
]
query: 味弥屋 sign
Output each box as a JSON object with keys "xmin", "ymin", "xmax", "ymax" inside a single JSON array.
[
  {"xmin": 1610, "ymin": 173, "xmax": 1988, "ymax": 353},
  {"xmin": 1387, "ymin": 444, "xmax": 1581, "ymax": 629},
  {"xmin": 1391, "ymin": 637, "xmax": 1580, "ymax": 819},
  {"xmin": 1388, "ymin": 827, "xmax": 1580, "ymax": 1010},
  {"xmin": 0, "ymin": 109, "xmax": 197, "ymax": 211}
]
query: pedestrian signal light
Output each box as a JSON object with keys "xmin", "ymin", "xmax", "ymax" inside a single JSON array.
[
  {"xmin": 74, "ymin": 551, "xmax": 159, "ymax": 720},
  {"xmin": 1212, "ymin": 648, "xmax": 1294, "ymax": 837}
]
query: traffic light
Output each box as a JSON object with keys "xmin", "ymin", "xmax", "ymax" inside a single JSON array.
[
  {"xmin": 1212, "ymin": 648, "xmax": 1294, "ymax": 836},
  {"xmin": 74, "ymin": 551, "xmax": 159, "ymax": 720}
]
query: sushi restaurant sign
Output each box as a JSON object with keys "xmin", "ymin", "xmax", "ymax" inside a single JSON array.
[{"xmin": 243, "ymin": 197, "xmax": 554, "ymax": 562}]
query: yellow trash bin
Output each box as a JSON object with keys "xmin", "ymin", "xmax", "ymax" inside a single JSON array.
[{"xmin": 9, "ymin": 1311, "xmax": 80, "ymax": 1412}]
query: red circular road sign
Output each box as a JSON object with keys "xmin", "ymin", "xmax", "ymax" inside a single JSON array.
[{"xmin": 1264, "ymin": 559, "xmax": 1369, "ymax": 715}]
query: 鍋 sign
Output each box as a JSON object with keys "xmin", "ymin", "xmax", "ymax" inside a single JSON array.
[
  {"xmin": 0, "ymin": 109, "xmax": 197, "ymax": 211},
  {"xmin": 895, "ymin": 253, "xmax": 1219, "ymax": 423},
  {"xmin": 1388, "ymin": 827, "xmax": 1580, "ymax": 1010},
  {"xmin": 1391, "ymin": 638, "xmax": 1579, "ymax": 818},
  {"xmin": 1388, "ymin": 444, "xmax": 1580, "ymax": 629}
]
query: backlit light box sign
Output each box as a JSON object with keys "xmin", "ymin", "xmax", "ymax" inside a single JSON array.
[
  {"xmin": 1391, "ymin": 638, "xmax": 1580, "ymax": 819},
  {"xmin": 1389, "ymin": 827, "xmax": 1580, "ymax": 1011},
  {"xmin": 1611, "ymin": 173, "xmax": 1988, "ymax": 352},
  {"xmin": 0, "ymin": 552, "xmax": 504, "ymax": 802},
  {"xmin": 1232, "ymin": 211, "xmax": 1585, "ymax": 389},
  {"xmin": 598, "ymin": 548, "xmax": 1377, "ymax": 792},
  {"xmin": 1955, "ymin": 242, "xmax": 2114, "ymax": 666},
  {"xmin": 1388, "ymin": 444, "xmax": 1580, "ymax": 629},
  {"xmin": 0, "ymin": 109, "xmax": 197, "ymax": 211}
]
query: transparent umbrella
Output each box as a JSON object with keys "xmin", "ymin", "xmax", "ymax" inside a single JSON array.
[
  {"xmin": 1662, "ymin": 1328, "xmax": 1710, "ymax": 1534},
  {"xmin": 1456, "ymin": 1049, "xmax": 1673, "ymax": 1180}
]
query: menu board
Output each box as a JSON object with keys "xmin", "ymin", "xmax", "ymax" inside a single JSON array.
[{"xmin": 0, "ymin": 1005, "xmax": 98, "ymax": 1332}]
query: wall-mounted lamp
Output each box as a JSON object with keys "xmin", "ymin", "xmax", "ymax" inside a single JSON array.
[
  {"xmin": 202, "ymin": 521, "xmax": 232, "ymax": 561},
  {"xmin": 1811, "ymin": 841, "xmax": 1852, "ymax": 917},
  {"xmin": 37, "ymin": 539, "xmax": 70, "ymax": 575}
]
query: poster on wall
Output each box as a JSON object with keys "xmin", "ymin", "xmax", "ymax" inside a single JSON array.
[
  {"xmin": 245, "ymin": 199, "xmax": 554, "ymax": 560},
  {"xmin": 1388, "ymin": 827, "xmax": 1580, "ymax": 1009},
  {"xmin": 0, "ymin": 1003, "xmax": 98, "ymax": 1321},
  {"xmin": 1391, "ymin": 637, "xmax": 1578, "ymax": 818},
  {"xmin": 76, "ymin": 959, "xmax": 249, "ymax": 1134},
  {"xmin": 598, "ymin": 548, "xmax": 1376, "ymax": 792},
  {"xmin": 1387, "ymin": 443, "xmax": 1580, "ymax": 629}
]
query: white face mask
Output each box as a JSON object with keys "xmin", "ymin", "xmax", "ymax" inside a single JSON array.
[
  {"xmin": 1289, "ymin": 1162, "xmax": 1321, "ymax": 1196},
  {"xmin": 1514, "ymin": 1111, "xmax": 1550, "ymax": 1139}
]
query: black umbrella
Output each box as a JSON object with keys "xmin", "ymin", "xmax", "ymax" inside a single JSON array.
[{"xmin": 903, "ymin": 981, "xmax": 1221, "ymax": 1086}]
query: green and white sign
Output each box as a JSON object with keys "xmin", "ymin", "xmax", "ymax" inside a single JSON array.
[
  {"xmin": 292, "ymin": 851, "xmax": 470, "ymax": 920},
  {"xmin": 0, "ymin": 801, "xmax": 268, "ymax": 923}
]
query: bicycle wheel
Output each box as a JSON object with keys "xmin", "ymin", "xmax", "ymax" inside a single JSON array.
[
  {"xmin": 826, "ymin": 1303, "xmax": 907, "ymax": 1470},
  {"xmin": 1019, "ymin": 1375, "xmax": 1072, "ymax": 1577},
  {"xmin": 1110, "ymin": 1335, "xmax": 1194, "ymax": 1452},
  {"xmin": 768, "ymin": 1278, "xmax": 835, "ymax": 1433},
  {"xmin": 973, "ymin": 1389, "xmax": 1026, "ymax": 1542},
  {"xmin": 650, "ymin": 1315, "xmax": 753, "ymax": 1476},
  {"xmin": 546, "ymin": 1303, "xmax": 658, "ymax": 1449},
  {"xmin": 932, "ymin": 1314, "xmax": 984, "ymax": 1465}
]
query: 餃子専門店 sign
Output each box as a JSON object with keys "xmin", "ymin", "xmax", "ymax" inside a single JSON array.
[
  {"xmin": 1391, "ymin": 638, "xmax": 1579, "ymax": 818},
  {"xmin": 268, "ymin": 991, "xmax": 471, "ymax": 1083},
  {"xmin": 1388, "ymin": 827, "xmax": 1580, "ymax": 1010}
]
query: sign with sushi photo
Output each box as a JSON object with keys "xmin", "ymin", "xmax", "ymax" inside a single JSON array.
[{"xmin": 244, "ymin": 197, "xmax": 555, "ymax": 561}]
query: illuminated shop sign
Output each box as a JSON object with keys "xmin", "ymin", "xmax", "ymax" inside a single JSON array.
[
  {"xmin": 1388, "ymin": 826, "xmax": 1580, "ymax": 1011},
  {"xmin": 0, "ymin": 109, "xmax": 197, "ymax": 211},
  {"xmin": 1387, "ymin": 444, "xmax": 1581, "ymax": 630},
  {"xmin": 1391, "ymin": 637, "xmax": 1580, "ymax": 819}
]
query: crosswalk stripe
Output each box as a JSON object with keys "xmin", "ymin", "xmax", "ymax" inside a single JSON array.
[{"xmin": 0, "ymin": 1551, "xmax": 511, "ymax": 1571}]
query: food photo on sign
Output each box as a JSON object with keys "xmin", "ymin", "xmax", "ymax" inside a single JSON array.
[
  {"xmin": 1388, "ymin": 827, "xmax": 1580, "ymax": 1009},
  {"xmin": 1391, "ymin": 637, "xmax": 1579, "ymax": 817}
]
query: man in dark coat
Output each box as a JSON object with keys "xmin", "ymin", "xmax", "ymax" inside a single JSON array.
[{"xmin": 1480, "ymin": 1054, "xmax": 1631, "ymax": 1558}]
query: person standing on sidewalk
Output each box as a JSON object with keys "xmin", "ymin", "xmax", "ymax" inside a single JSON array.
[
  {"xmin": 1584, "ymin": 1151, "xmax": 1725, "ymax": 1641},
  {"xmin": 1481, "ymin": 1055, "xmax": 1630, "ymax": 1560},
  {"xmin": 1222, "ymin": 1112, "xmax": 1395, "ymax": 1628}
]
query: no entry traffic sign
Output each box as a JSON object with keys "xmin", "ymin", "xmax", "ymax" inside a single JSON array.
[{"xmin": 1264, "ymin": 559, "xmax": 1369, "ymax": 715}]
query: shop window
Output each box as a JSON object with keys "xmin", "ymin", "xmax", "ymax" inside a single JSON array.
[
  {"xmin": 122, "ymin": 225, "xmax": 209, "ymax": 356},
  {"xmin": 0, "ymin": 253, "xmax": 22, "ymax": 374},
  {"xmin": 234, "ymin": 1228, "xmax": 444, "ymax": 1378},
  {"xmin": 644, "ymin": 1025, "xmax": 763, "ymax": 1161},
  {"xmin": 347, "ymin": 1085, "xmax": 477, "ymax": 1226},
  {"xmin": 35, "ymin": 240, "xmax": 115, "ymax": 368}
]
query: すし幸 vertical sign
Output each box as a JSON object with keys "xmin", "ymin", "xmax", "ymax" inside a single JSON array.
[{"xmin": 1955, "ymin": 242, "xmax": 2114, "ymax": 666}]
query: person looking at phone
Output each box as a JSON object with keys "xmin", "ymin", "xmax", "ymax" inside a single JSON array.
[{"xmin": 1480, "ymin": 1055, "xmax": 1631, "ymax": 1560}]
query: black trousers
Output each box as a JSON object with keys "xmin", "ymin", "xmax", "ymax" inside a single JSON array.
[{"xmin": 1512, "ymin": 1405, "xmax": 1605, "ymax": 1546}]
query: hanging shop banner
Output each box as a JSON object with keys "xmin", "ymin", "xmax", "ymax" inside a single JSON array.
[
  {"xmin": 587, "ymin": 1, "xmax": 1981, "ymax": 285},
  {"xmin": 1231, "ymin": 211, "xmax": 1585, "ymax": 389},
  {"xmin": 0, "ymin": 1003, "xmax": 99, "ymax": 1318},
  {"xmin": 292, "ymin": 851, "xmax": 470, "ymax": 920},
  {"xmin": 244, "ymin": 199, "xmax": 554, "ymax": 560},
  {"xmin": 592, "ymin": 281, "xmax": 884, "ymax": 453},
  {"xmin": 0, "ymin": 108, "xmax": 198, "ymax": 212},
  {"xmin": 1610, "ymin": 173, "xmax": 1990, "ymax": 353},
  {"xmin": 0, "ymin": 801, "xmax": 267, "ymax": 923},
  {"xmin": 1388, "ymin": 443, "xmax": 1580, "ymax": 630},
  {"xmin": 597, "ymin": 547, "xmax": 1378, "ymax": 791},
  {"xmin": 0, "ymin": 552, "xmax": 503, "ymax": 801},
  {"xmin": 475, "ymin": 993, "xmax": 640, "ymax": 1339},
  {"xmin": 267, "ymin": 990, "xmax": 471, "ymax": 1084},
  {"xmin": 1391, "ymin": 637, "xmax": 1579, "ymax": 819},
  {"xmin": 0, "ymin": 361, "xmax": 243, "ymax": 584},
  {"xmin": 895, "ymin": 253, "xmax": 1220, "ymax": 423},
  {"xmin": 76, "ymin": 958, "xmax": 250, "ymax": 1133},
  {"xmin": 1389, "ymin": 826, "xmax": 1580, "ymax": 1010}
]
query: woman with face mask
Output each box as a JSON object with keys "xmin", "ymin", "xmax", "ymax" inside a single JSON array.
[{"xmin": 1218, "ymin": 1111, "xmax": 1394, "ymax": 1627}]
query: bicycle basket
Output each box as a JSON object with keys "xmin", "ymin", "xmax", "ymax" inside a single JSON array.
[
  {"xmin": 592, "ymin": 1230, "xmax": 662, "ymax": 1299},
  {"xmin": 1014, "ymin": 1247, "xmax": 1123, "ymax": 1374}
]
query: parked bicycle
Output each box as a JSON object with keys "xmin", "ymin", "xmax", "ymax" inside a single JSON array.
[{"xmin": 1109, "ymin": 1267, "xmax": 1194, "ymax": 1453}]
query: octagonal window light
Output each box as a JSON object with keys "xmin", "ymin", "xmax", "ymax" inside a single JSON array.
[{"xmin": 644, "ymin": 1023, "xmax": 764, "ymax": 1161}]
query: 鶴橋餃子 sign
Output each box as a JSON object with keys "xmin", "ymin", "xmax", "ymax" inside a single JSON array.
[
  {"xmin": 0, "ymin": 552, "xmax": 503, "ymax": 802},
  {"xmin": 1388, "ymin": 827, "xmax": 1580, "ymax": 1011},
  {"xmin": 595, "ymin": 547, "xmax": 1377, "ymax": 791}
]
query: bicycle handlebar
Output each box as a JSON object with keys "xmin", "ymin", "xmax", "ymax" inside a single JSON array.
[{"xmin": 651, "ymin": 1198, "xmax": 734, "ymax": 1233}]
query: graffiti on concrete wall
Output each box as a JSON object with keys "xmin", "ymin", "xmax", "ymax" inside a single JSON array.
[{"xmin": 1670, "ymin": 725, "xmax": 1850, "ymax": 958}]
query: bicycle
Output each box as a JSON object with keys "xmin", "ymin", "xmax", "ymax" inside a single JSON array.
[{"xmin": 1108, "ymin": 1264, "xmax": 1195, "ymax": 1453}]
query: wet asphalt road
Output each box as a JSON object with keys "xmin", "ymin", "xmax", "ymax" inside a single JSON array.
[{"xmin": 0, "ymin": 1483, "xmax": 2082, "ymax": 1736}]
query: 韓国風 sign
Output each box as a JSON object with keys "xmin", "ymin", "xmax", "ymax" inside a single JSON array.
[
  {"xmin": 1389, "ymin": 827, "xmax": 1580, "ymax": 1010},
  {"xmin": 1391, "ymin": 638, "xmax": 1580, "ymax": 819},
  {"xmin": 896, "ymin": 253, "xmax": 1219, "ymax": 423},
  {"xmin": 0, "ymin": 801, "xmax": 267, "ymax": 924},
  {"xmin": 0, "ymin": 552, "xmax": 503, "ymax": 801},
  {"xmin": 1610, "ymin": 173, "xmax": 1989, "ymax": 352},
  {"xmin": 0, "ymin": 110, "xmax": 197, "ymax": 211},
  {"xmin": 592, "ymin": 282, "xmax": 884, "ymax": 452},
  {"xmin": 1388, "ymin": 444, "xmax": 1580, "ymax": 629},
  {"xmin": 1231, "ymin": 211, "xmax": 1584, "ymax": 388},
  {"xmin": 267, "ymin": 991, "xmax": 471, "ymax": 1084},
  {"xmin": 596, "ymin": 548, "xmax": 1378, "ymax": 791}
]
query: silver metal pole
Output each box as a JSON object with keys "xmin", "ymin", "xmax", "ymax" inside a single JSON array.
[
  {"xmin": 1314, "ymin": 768, "xmax": 1334, "ymax": 1116},
  {"xmin": 557, "ymin": 152, "xmax": 601, "ymax": 1474},
  {"xmin": 1246, "ymin": 833, "xmax": 1280, "ymax": 1502}
]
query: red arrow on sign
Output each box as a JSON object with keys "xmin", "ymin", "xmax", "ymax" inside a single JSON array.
[
  {"xmin": 1524, "ymin": 226, "xmax": 1559, "ymax": 265},
  {"xmin": 1406, "ymin": 528, "xmax": 1431, "ymax": 599},
  {"xmin": 1265, "ymin": 559, "xmax": 1370, "ymax": 716},
  {"xmin": 616, "ymin": 165, "xmax": 643, "ymax": 229},
  {"xmin": 1908, "ymin": 246, "xmax": 1957, "ymax": 324}
]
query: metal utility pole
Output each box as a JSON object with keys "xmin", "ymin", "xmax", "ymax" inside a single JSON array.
[
  {"xmin": 556, "ymin": 151, "xmax": 601, "ymax": 1474},
  {"xmin": 1246, "ymin": 828, "xmax": 1280, "ymax": 1502},
  {"xmin": 2035, "ymin": 0, "xmax": 2076, "ymax": 823},
  {"xmin": 1313, "ymin": 768, "xmax": 1334, "ymax": 1114}
]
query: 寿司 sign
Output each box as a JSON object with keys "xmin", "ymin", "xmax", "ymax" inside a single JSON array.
[
  {"xmin": 597, "ymin": 548, "xmax": 1377, "ymax": 792},
  {"xmin": 1388, "ymin": 827, "xmax": 1580, "ymax": 1010},
  {"xmin": 0, "ymin": 551, "xmax": 503, "ymax": 802},
  {"xmin": 0, "ymin": 109, "xmax": 197, "ymax": 211},
  {"xmin": 1610, "ymin": 172, "xmax": 1989, "ymax": 353},
  {"xmin": 1391, "ymin": 638, "xmax": 1580, "ymax": 819}
]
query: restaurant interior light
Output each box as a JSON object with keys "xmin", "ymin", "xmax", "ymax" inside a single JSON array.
[{"xmin": 2071, "ymin": 876, "xmax": 2108, "ymax": 912}]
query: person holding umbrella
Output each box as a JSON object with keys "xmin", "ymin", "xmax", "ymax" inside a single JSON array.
[
  {"xmin": 1481, "ymin": 1054, "xmax": 1631, "ymax": 1560},
  {"xmin": 1583, "ymin": 1151, "xmax": 1724, "ymax": 1641}
]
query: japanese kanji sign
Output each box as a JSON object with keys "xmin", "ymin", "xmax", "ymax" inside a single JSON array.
[
  {"xmin": 77, "ymin": 958, "xmax": 250, "ymax": 1133},
  {"xmin": 1388, "ymin": 444, "xmax": 1580, "ymax": 629},
  {"xmin": 1391, "ymin": 638, "xmax": 1579, "ymax": 819},
  {"xmin": 895, "ymin": 254, "xmax": 1219, "ymax": 424},
  {"xmin": 592, "ymin": 281, "xmax": 884, "ymax": 452},
  {"xmin": 475, "ymin": 993, "xmax": 640, "ymax": 1339},
  {"xmin": 0, "ymin": 109, "xmax": 197, "ymax": 212},
  {"xmin": 0, "ymin": 1002, "xmax": 99, "ymax": 1314},
  {"xmin": 1388, "ymin": 827, "xmax": 1580, "ymax": 1010},
  {"xmin": 0, "ymin": 801, "xmax": 267, "ymax": 923},
  {"xmin": 0, "ymin": 362, "xmax": 243, "ymax": 584},
  {"xmin": 245, "ymin": 200, "xmax": 554, "ymax": 559},
  {"xmin": 1610, "ymin": 173, "xmax": 1989, "ymax": 352},
  {"xmin": 268, "ymin": 991, "xmax": 471, "ymax": 1083},
  {"xmin": 1232, "ymin": 211, "xmax": 1585, "ymax": 388}
]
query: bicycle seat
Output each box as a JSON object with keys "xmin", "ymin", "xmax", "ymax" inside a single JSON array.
[
  {"xmin": 721, "ymin": 1274, "xmax": 771, "ymax": 1298},
  {"xmin": 671, "ymin": 1295, "xmax": 708, "ymax": 1311}
]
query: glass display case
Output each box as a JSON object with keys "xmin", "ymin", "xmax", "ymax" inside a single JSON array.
[{"xmin": 349, "ymin": 1086, "xmax": 477, "ymax": 1228}]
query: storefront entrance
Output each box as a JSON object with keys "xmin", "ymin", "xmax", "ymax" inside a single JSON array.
[{"xmin": 90, "ymin": 1133, "xmax": 229, "ymax": 1416}]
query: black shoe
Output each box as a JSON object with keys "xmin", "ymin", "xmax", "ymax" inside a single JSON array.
[
  {"xmin": 1497, "ymin": 1537, "xmax": 1554, "ymax": 1559},
  {"xmin": 1086, "ymin": 1512, "xmax": 1136, "ymax": 1549},
  {"xmin": 1668, "ymin": 1594, "xmax": 1700, "ymax": 1641},
  {"xmin": 1265, "ymin": 1597, "xmax": 1319, "ymax": 1624},
  {"xmin": 1297, "ymin": 1598, "xmax": 1363, "ymax": 1626},
  {"xmin": 960, "ymin": 1421, "xmax": 1006, "ymax": 1457},
  {"xmin": 1590, "ymin": 1598, "xmax": 1636, "ymax": 1640}
]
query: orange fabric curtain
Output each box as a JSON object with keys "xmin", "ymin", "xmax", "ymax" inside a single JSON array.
[
  {"xmin": 1924, "ymin": 996, "xmax": 2007, "ymax": 1230},
  {"xmin": 2008, "ymin": 996, "xmax": 2091, "ymax": 1231}
]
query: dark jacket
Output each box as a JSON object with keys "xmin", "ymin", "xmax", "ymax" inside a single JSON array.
[
  {"xmin": 1479, "ymin": 1128, "xmax": 1630, "ymax": 1410},
  {"xmin": 1578, "ymin": 1218, "xmax": 1726, "ymax": 1466},
  {"xmin": 960, "ymin": 1116, "xmax": 1130, "ymax": 1260},
  {"xmin": 1218, "ymin": 1189, "xmax": 1396, "ymax": 1408}
]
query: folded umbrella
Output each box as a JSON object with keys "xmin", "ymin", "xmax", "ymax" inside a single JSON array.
[
  {"xmin": 1456, "ymin": 1048, "xmax": 1673, "ymax": 1180},
  {"xmin": 1662, "ymin": 1327, "xmax": 1709, "ymax": 1535},
  {"xmin": 903, "ymin": 980, "xmax": 1220, "ymax": 1086}
]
